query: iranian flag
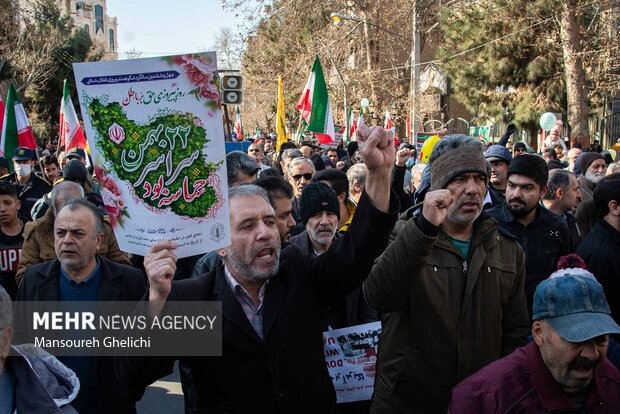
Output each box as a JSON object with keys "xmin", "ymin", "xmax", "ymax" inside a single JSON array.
[
  {"xmin": 0, "ymin": 82, "xmax": 37, "ymax": 160},
  {"xmin": 351, "ymin": 112, "xmax": 365, "ymax": 141},
  {"xmin": 0, "ymin": 94, "xmax": 5, "ymax": 136},
  {"xmin": 233, "ymin": 106, "xmax": 243, "ymax": 141},
  {"xmin": 59, "ymin": 79, "xmax": 87, "ymax": 151},
  {"xmin": 345, "ymin": 106, "xmax": 356, "ymax": 143},
  {"xmin": 296, "ymin": 56, "xmax": 335, "ymax": 145},
  {"xmin": 384, "ymin": 111, "xmax": 393, "ymax": 130}
]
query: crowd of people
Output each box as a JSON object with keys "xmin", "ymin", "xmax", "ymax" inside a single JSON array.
[{"xmin": 0, "ymin": 122, "xmax": 620, "ymax": 413}]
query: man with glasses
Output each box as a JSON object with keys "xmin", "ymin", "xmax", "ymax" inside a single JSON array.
[
  {"xmin": 512, "ymin": 142, "xmax": 527, "ymax": 157},
  {"xmin": 247, "ymin": 143, "xmax": 270, "ymax": 171},
  {"xmin": 566, "ymin": 148, "xmax": 582, "ymax": 173},
  {"xmin": 278, "ymin": 148, "xmax": 303, "ymax": 180},
  {"xmin": 287, "ymin": 157, "xmax": 315, "ymax": 235}
]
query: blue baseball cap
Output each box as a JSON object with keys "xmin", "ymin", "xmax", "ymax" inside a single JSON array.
[
  {"xmin": 533, "ymin": 272, "xmax": 620, "ymax": 342},
  {"xmin": 484, "ymin": 144, "xmax": 512, "ymax": 163}
]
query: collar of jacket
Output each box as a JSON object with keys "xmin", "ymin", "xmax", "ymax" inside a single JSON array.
[
  {"xmin": 213, "ymin": 263, "xmax": 286, "ymax": 343},
  {"xmin": 11, "ymin": 172, "xmax": 37, "ymax": 188},
  {"xmin": 32, "ymin": 256, "xmax": 126, "ymax": 301},
  {"xmin": 526, "ymin": 341, "xmax": 605, "ymax": 411},
  {"xmin": 595, "ymin": 218, "xmax": 620, "ymax": 245},
  {"xmin": 498, "ymin": 201, "xmax": 552, "ymax": 226},
  {"xmin": 435, "ymin": 212, "xmax": 499, "ymax": 256}
]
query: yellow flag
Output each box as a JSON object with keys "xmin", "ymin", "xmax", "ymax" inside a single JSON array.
[{"xmin": 276, "ymin": 75, "xmax": 287, "ymax": 152}]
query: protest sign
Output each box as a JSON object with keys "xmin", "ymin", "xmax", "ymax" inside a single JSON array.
[
  {"xmin": 323, "ymin": 321, "xmax": 381, "ymax": 403},
  {"xmin": 73, "ymin": 53, "xmax": 230, "ymax": 257}
]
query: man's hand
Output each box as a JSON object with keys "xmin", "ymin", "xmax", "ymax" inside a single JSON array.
[
  {"xmin": 395, "ymin": 148, "xmax": 412, "ymax": 167},
  {"xmin": 356, "ymin": 125, "xmax": 394, "ymax": 212},
  {"xmin": 145, "ymin": 241, "xmax": 177, "ymax": 303},
  {"xmin": 422, "ymin": 189, "xmax": 454, "ymax": 227},
  {"xmin": 357, "ymin": 125, "xmax": 396, "ymax": 172}
]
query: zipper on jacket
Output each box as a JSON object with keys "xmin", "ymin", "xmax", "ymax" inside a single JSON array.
[{"xmin": 462, "ymin": 261, "xmax": 468, "ymax": 273}]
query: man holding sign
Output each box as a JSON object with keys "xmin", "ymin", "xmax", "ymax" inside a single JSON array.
[{"xmin": 116, "ymin": 125, "xmax": 398, "ymax": 413}]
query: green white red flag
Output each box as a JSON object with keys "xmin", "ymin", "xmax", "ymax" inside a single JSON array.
[
  {"xmin": 0, "ymin": 94, "xmax": 5, "ymax": 136},
  {"xmin": 345, "ymin": 106, "xmax": 354, "ymax": 142},
  {"xmin": 59, "ymin": 79, "xmax": 87, "ymax": 151},
  {"xmin": 296, "ymin": 56, "xmax": 335, "ymax": 144},
  {"xmin": 384, "ymin": 111, "xmax": 393, "ymax": 130},
  {"xmin": 233, "ymin": 106, "xmax": 243, "ymax": 141},
  {"xmin": 1, "ymin": 82, "xmax": 37, "ymax": 160}
]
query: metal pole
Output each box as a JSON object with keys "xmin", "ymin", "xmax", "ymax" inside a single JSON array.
[
  {"xmin": 344, "ymin": 84, "xmax": 348, "ymax": 141},
  {"xmin": 410, "ymin": 0, "xmax": 420, "ymax": 144},
  {"xmin": 223, "ymin": 104, "xmax": 233, "ymax": 141},
  {"xmin": 326, "ymin": 53, "xmax": 348, "ymax": 139}
]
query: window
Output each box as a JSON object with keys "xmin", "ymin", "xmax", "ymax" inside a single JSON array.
[
  {"xmin": 83, "ymin": 24, "xmax": 90, "ymax": 36},
  {"xmin": 109, "ymin": 29, "xmax": 115, "ymax": 50},
  {"xmin": 95, "ymin": 5, "xmax": 104, "ymax": 33}
]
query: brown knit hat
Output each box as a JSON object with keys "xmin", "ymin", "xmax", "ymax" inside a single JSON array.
[
  {"xmin": 429, "ymin": 147, "xmax": 488, "ymax": 191},
  {"xmin": 578, "ymin": 152, "xmax": 605, "ymax": 173}
]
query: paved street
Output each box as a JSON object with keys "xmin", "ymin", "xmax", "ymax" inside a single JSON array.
[{"xmin": 137, "ymin": 362, "xmax": 184, "ymax": 414}]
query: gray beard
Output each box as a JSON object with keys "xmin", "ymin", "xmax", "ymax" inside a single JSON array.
[
  {"xmin": 224, "ymin": 245, "xmax": 280, "ymax": 284},
  {"xmin": 585, "ymin": 171, "xmax": 605, "ymax": 185}
]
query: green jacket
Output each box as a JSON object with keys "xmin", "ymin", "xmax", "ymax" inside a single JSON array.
[{"xmin": 364, "ymin": 211, "xmax": 529, "ymax": 414}]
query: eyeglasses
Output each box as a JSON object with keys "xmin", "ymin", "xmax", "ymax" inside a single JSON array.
[
  {"xmin": 514, "ymin": 148, "xmax": 526, "ymax": 153},
  {"xmin": 248, "ymin": 149, "xmax": 261, "ymax": 153},
  {"xmin": 292, "ymin": 173, "xmax": 313, "ymax": 181}
]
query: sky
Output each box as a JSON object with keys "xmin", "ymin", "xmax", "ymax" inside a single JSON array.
[{"xmin": 106, "ymin": 0, "xmax": 243, "ymax": 59}]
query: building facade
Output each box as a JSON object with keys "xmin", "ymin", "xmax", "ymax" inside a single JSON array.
[{"xmin": 62, "ymin": 0, "xmax": 118, "ymax": 60}]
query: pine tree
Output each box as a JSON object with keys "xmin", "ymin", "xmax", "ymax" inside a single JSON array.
[{"xmin": 438, "ymin": 0, "xmax": 616, "ymax": 146}]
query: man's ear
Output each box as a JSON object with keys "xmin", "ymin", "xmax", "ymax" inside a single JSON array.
[
  {"xmin": 539, "ymin": 185, "xmax": 549, "ymax": 200},
  {"xmin": 337, "ymin": 192, "xmax": 346, "ymax": 204},
  {"xmin": 555, "ymin": 187, "xmax": 564, "ymax": 200},
  {"xmin": 609, "ymin": 200, "xmax": 620, "ymax": 217},
  {"xmin": 532, "ymin": 321, "xmax": 544, "ymax": 346},
  {"xmin": 95, "ymin": 232, "xmax": 105, "ymax": 250},
  {"xmin": 1, "ymin": 327, "xmax": 13, "ymax": 359}
]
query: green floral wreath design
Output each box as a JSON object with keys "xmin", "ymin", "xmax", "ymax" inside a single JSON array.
[{"xmin": 87, "ymin": 97, "xmax": 223, "ymax": 218}]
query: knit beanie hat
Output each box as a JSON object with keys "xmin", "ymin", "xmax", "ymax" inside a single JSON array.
[
  {"xmin": 513, "ymin": 142, "xmax": 527, "ymax": 152},
  {"xmin": 429, "ymin": 146, "xmax": 488, "ymax": 191},
  {"xmin": 508, "ymin": 154, "xmax": 549, "ymax": 187},
  {"xmin": 300, "ymin": 181, "xmax": 340, "ymax": 225},
  {"xmin": 62, "ymin": 159, "xmax": 88, "ymax": 184},
  {"xmin": 578, "ymin": 152, "xmax": 605, "ymax": 173}
]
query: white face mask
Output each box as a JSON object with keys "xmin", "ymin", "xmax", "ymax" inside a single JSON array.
[{"xmin": 14, "ymin": 163, "xmax": 31, "ymax": 177}]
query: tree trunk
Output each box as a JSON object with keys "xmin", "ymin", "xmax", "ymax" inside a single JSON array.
[
  {"xmin": 559, "ymin": 0, "xmax": 590, "ymax": 148},
  {"xmin": 360, "ymin": 10, "xmax": 377, "ymax": 104}
]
